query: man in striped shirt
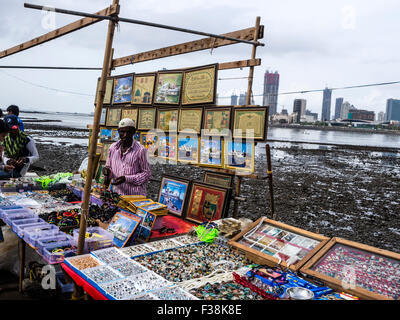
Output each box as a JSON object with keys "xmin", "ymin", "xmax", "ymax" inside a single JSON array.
[{"xmin": 103, "ymin": 118, "xmax": 151, "ymax": 196}]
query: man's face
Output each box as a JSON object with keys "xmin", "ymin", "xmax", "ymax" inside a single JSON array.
[
  {"xmin": 7, "ymin": 111, "xmax": 12, "ymax": 115},
  {"xmin": 118, "ymin": 127, "xmax": 135, "ymax": 143}
]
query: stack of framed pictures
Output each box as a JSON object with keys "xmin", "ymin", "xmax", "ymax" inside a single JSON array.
[{"xmin": 228, "ymin": 217, "xmax": 329, "ymax": 272}]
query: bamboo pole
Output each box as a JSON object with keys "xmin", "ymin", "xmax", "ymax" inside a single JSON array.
[
  {"xmin": 18, "ymin": 239, "xmax": 25, "ymax": 293},
  {"xmin": 246, "ymin": 16, "xmax": 261, "ymax": 105},
  {"xmin": 265, "ymin": 144, "xmax": 275, "ymax": 219}
]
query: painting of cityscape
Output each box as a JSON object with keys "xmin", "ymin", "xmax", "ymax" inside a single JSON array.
[{"xmin": 158, "ymin": 175, "xmax": 191, "ymax": 217}]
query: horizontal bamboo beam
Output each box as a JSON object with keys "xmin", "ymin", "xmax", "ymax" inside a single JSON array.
[
  {"xmin": 218, "ymin": 58, "xmax": 261, "ymax": 70},
  {"xmin": 0, "ymin": 4, "xmax": 119, "ymax": 59},
  {"xmin": 113, "ymin": 26, "xmax": 264, "ymax": 68}
]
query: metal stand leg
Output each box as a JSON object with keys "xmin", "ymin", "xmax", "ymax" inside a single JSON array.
[{"xmin": 18, "ymin": 238, "xmax": 25, "ymax": 293}]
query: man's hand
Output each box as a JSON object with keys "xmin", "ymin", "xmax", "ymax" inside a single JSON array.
[
  {"xmin": 6, "ymin": 159, "xmax": 18, "ymax": 166},
  {"xmin": 111, "ymin": 176, "xmax": 126, "ymax": 185}
]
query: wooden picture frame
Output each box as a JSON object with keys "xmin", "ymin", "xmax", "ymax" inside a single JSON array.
[
  {"xmin": 178, "ymin": 107, "xmax": 203, "ymax": 134},
  {"xmin": 100, "ymin": 143, "xmax": 112, "ymax": 162},
  {"xmin": 140, "ymin": 132, "xmax": 159, "ymax": 157},
  {"xmin": 136, "ymin": 210, "xmax": 157, "ymax": 242},
  {"xmin": 95, "ymin": 161, "xmax": 106, "ymax": 184},
  {"xmin": 156, "ymin": 107, "xmax": 179, "ymax": 132},
  {"xmin": 182, "ymin": 64, "xmax": 218, "ymax": 105},
  {"xmin": 233, "ymin": 106, "xmax": 268, "ymax": 141},
  {"xmin": 224, "ymin": 140, "xmax": 255, "ymax": 172},
  {"xmin": 154, "ymin": 71, "xmax": 183, "ymax": 105},
  {"xmin": 107, "ymin": 211, "xmax": 142, "ymax": 248},
  {"xmin": 121, "ymin": 107, "xmax": 138, "ymax": 127},
  {"xmin": 229, "ymin": 217, "xmax": 330, "ymax": 272},
  {"xmin": 202, "ymin": 107, "xmax": 231, "ymax": 136},
  {"xmin": 177, "ymin": 134, "xmax": 199, "ymax": 164},
  {"xmin": 95, "ymin": 77, "xmax": 114, "ymax": 105},
  {"xmin": 203, "ymin": 170, "xmax": 234, "ymax": 189},
  {"xmin": 100, "ymin": 127, "xmax": 113, "ymax": 143},
  {"xmin": 112, "ymin": 73, "xmax": 134, "ymax": 104},
  {"xmin": 105, "ymin": 107, "xmax": 122, "ymax": 127},
  {"xmin": 158, "ymin": 134, "xmax": 177, "ymax": 161},
  {"xmin": 300, "ymin": 237, "xmax": 400, "ymax": 300},
  {"xmin": 99, "ymin": 108, "xmax": 107, "ymax": 126},
  {"xmin": 111, "ymin": 129, "xmax": 119, "ymax": 142},
  {"xmin": 199, "ymin": 136, "xmax": 224, "ymax": 168},
  {"xmin": 157, "ymin": 175, "xmax": 191, "ymax": 218},
  {"xmin": 131, "ymin": 73, "xmax": 156, "ymax": 105},
  {"xmin": 137, "ymin": 107, "xmax": 156, "ymax": 131},
  {"xmin": 185, "ymin": 181, "xmax": 230, "ymax": 224}
]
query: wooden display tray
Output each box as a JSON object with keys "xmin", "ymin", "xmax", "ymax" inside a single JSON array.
[
  {"xmin": 228, "ymin": 217, "xmax": 330, "ymax": 272},
  {"xmin": 300, "ymin": 237, "xmax": 400, "ymax": 300}
]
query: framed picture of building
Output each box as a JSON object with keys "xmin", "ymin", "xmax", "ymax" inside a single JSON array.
[
  {"xmin": 100, "ymin": 127, "xmax": 113, "ymax": 143},
  {"xmin": 106, "ymin": 108, "xmax": 122, "ymax": 127},
  {"xmin": 137, "ymin": 108, "xmax": 156, "ymax": 131},
  {"xmin": 95, "ymin": 77, "xmax": 114, "ymax": 105},
  {"xmin": 178, "ymin": 107, "xmax": 203, "ymax": 134},
  {"xmin": 157, "ymin": 175, "xmax": 191, "ymax": 218},
  {"xmin": 140, "ymin": 132, "xmax": 159, "ymax": 157},
  {"xmin": 203, "ymin": 170, "xmax": 234, "ymax": 189},
  {"xmin": 154, "ymin": 71, "xmax": 183, "ymax": 105},
  {"xmin": 177, "ymin": 134, "xmax": 199, "ymax": 164},
  {"xmin": 112, "ymin": 73, "xmax": 134, "ymax": 104},
  {"xmin": 131, "ymin": 73, "xmax": 156, "ymax": 105},
  {"xmin": 199, "ymin": 136, "xmax": 224, "ymax": 168},
  {"xmin": 233, "ymin": 106, "xmax": 268, "ymax": 141},
  {"xmin": 182, "ymin": 64, "xmax": 218, "ymax": 105},
  {"xmin": 99, "ymin": 108, "xmax": 107, "ymax": 126},
  {"xmin": 158, "ymin": 135, "xmax": 177, "ymax": 161},
  {"xmin": 121, "ymin": 108, "xmax": 138, "ymax": 127},
  {"xmin": 107, "ymin": 212, "xmax": 142, "ymax": 248},
  {"xmin": 203, "ymin": 107, "xmax": 231, "ymax": 136},
  {"xmin": 224, "ymin": 140, "xmax": 255, "ymax": 173},
  {"xmin": 157, "ymin": 108, "xmax": 179, "ymax": 132}
]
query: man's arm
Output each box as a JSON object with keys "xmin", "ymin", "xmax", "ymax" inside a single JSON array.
[
  {"xmin": 124, "ymin": 148, "xmax": 152, "ymax": 186},
  {"xmin": 26, "ymin": 137, "xmax": 39, "ymax": 164}
]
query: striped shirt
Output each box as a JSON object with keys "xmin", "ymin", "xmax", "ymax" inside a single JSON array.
[{"xmin": 105, "ymin": 140, "xmax": 152, "ymax": 196}]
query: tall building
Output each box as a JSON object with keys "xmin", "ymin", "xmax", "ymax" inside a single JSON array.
[
  {"xmin": 231, "ymin": 94, "xmax": 238, "ymax": 105},
  {"xmin": 340, "ymin": 101, "xmax": 352, "ymax": 119},
  {"xmin": 334, "ymin": 97, "xmax": 344, "ymax": 120},
  {"xmin": 263, "ymin": 70, "xmax": 280, "ymax": 116},
  {"xmin": 321, "ymin": 88, "xmax": 332, "ymax": 121},
  {"xmin": 378, "ymin": 111, "xmax": 385, "ymax": 122},
  {"xmin": 386, "ymin": 99, "xmax": 400, "ymax": 121},
  {"xmin": 306, "ymin": 109, "xmax": 318, "ymax": 121},
  {"xmin": 348, "ymin": 109, "xmax": 375, "ymax": 121},
  {"xmin": 293, "ymin": 99, "xmax": 307, "ymax": 123},
  {"xmin": 237, "ymin": 92, "xmax": 254, "ymax": 105}
]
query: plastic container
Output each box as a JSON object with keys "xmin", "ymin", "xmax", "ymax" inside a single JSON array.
[
  {"xmin": 72, "ymin": 227, "xmax": 113, "ymax": 253},
  {"xmin": 36, "ymin": 234, "xmax": 73, "ymax": 255},
  {"xmin": 1, "ymin": 209, "xmax": 36, "ymax": 225},
  {"xmin": 12, "ymin": 219, "xmax": 48, "ymax": 237},
  {"xmin": 41, "ymin": 242, "xmax": 77, "ymax": 264},
  {"xmin": 56, "ymin": 271, "xmax": 74, "ymax": 294},
  {"xmin": 22, "ymin": 224, "xmax": 59, "ymax": 245}
]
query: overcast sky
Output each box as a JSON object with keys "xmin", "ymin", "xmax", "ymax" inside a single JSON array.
[{"xmin": 0, "ymin": 0, "xmax": 399, "ymax": 116}]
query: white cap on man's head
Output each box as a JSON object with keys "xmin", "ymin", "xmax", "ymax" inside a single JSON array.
[{"xmin": 118, "ymin": 118, "xmax": 136, "ymax": 129}]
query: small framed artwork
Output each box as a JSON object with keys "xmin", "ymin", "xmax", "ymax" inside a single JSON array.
[
  {"xmin": 121, "ymin": 108, "xmax": 138, "ymax": 127},
  {"xmin": 136, "ymin": 211, "xmax": 157, "ymax": 242},
  {"xmin": 100, "ymin": 143, "xmax": 112, "ymax": 162},
  {"xmin": 185, "ymin": 181, "xmax": 230, "ymax": 224},
  {"xmin": 158, "ymin": 135, "xmax": 177, "ymax": 161},
  {"xmin": 199, "ymin": 136, "xmax": 224, "ymax": 168},
  {"xmin": 300, "ymin": 237, "xmax": 400, "ymax": 300},
  {"xmin": 131, "ymin": 73, "xmax": 156, "ymax": 105},
  {"xmin": 99, "ymin": 108, "xmax": 107, "ymax": 126},
  {"xmin": 154, "ymin": 71, "xmax": 183, "ymax": 105},
  {"xmin": 177, "ymin": 134, "xmax": 199, "ymax": 164},
  {"xmin": 100, "ymin": 127, "xmax": 113, "ymax": 143},
  {"xmin": 95, "ymin": 77, "xmax": 114, "ymax": 105},
  {"xmin": 140, "ymin": 132, "xmax": 159, "ymax": 157},
  {"xmin": 203, "ymin": 107, "xmax": 231, "ymax": 136},
  {"xmin": 182, "ymin": 64, "xmax": 217, "ymax": 105},
  {"xmin": 112, "ymin": 73, "xmax": 134, "ymax": 104},
  {"xmin": 224, "ymin": 140, "xmax": 255, "ymax": 173},
  {"xmin": 138, "ymin": 108, "xmax": 156, "ymax": 131},
  {"xmin": 95, "ymin": 161, "xmax": 106, "ymax": 184},
  {"xmin": 106, "ymin": 108, "xmax": 122, "ymax": 127},
  {"xmin": 229, "ymin": 217, "xmax": 329, "ymax": 272},
  {"xmin": 203, "ymin": 170, "xmax": 234, "ymax": 189},
  {"xmin": 158, "ymin": 175, "xmax": 191, "ymax": 218},
  {"xmin": 178, "ymin": 107, "xmax": 203, "ymax": 134},
  {"xmin": 107, "ymin": 211, "xmax": 142, "ymax": 247},
  {"xmin": 233, "ymin": 106, "xmax": 268, "ymax": 141},
  {"xmin": 157, "ymin": 108, "xmax": 179, "ymax": 132},
  {"xmin": 111, "ymin": 129, "xmax": 119, "ymax": 142}
]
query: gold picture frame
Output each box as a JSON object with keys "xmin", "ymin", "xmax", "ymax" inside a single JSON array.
[
  {"xmin": 199, "ymin": 136, "xmax": 224, "ymax": 168},
  {"xmin": 105, "ymin": 108, "xmax": 122, "ymax": 127},
  {"xmin": 203, "ymin": 107, "xmax": 231, "ymax": 136},
  {"xmin": 131, "ymin": 73, "xmax": 156, "ymax": 105},
  {"xmin": 233, "ymin": 106, "xmax": 268, "ymax": 141},
  {"xmin": 100, "ymin": 143, "xmax": 112, "ymax": 162},
  {"xmin": 154, "ymin": 71, "xmax": 183, "ymax": 105},
  {"xmin": 138, "ymin": 107, "xmax": 156, "ymax": 131},
  {"xmin": 121, "ymin": 108, "xmax": 138, "ymax": 128},
  {"xmin": 182, "ymin": 64, "xmax": 217, "ymax": 105},
  {"xmin": 224, "ymin": 140, "xmax": 255, "ymax": 173},
  {"xmin": 112, "ymin": 73, "xmax": 134, "ymax": 105},
  {"xmin": 95, "ymin": 77, "xmax": 114, "ymax": 105},
  {"xmin": 177, "ymin": 134, "xmax": 199, "ymax": 164},
  {"xmin": 156, "ymin": 108, "xmax": 179, "ymax": 132},
  {"xmin": 178, "ymin": 107, "xmax": 203, "ymax": 134}
]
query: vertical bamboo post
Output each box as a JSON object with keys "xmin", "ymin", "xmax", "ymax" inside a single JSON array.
[
  {"xmin": 232, "ymin": 175, "xmax": 242, "ymax": 219},
  {"xmin": 265, "ymin": 144, "xmax": 275, "ymax": 219},
  {"xmin": 18, "ymin": 239, "xmax": 25, "ymax": 293},
  {"xmin": 246, "ymin": 16, "xmax": 260, "ymax": 105}
]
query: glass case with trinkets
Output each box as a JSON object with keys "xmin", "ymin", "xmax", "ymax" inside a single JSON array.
[{"xmin": 300, "ymin": 237, "xmax": 400, "ymax": 300}]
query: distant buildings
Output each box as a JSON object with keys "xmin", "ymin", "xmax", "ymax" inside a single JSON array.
[
  {"xmin": 334, "ymin": 97, "xmax": 344, "ymax": 120},
  {"xmin": 378, "ymin": 111, "xmax": 385, "ymax": 122},
  {"xmin": 348, "ymin": 109, "xmax": 375, "ymax": 121},
  {"xmin": 305, "ymin": 109, "xmax": 318, "ymax": 121},
  {"xmin": 340, "ymin": 101, "xmax": 353, "ymax": 120},
  {"xmin": 263, "ymin": 70, "xmax": 280, "ymax": 116},
  {"xmin": 231, "ymin": 94, "xmax": 238, "ymax": 106},
  {"xmin": 321, "ymin": 88, "xmax": 332, "ymax": 121},
  {"xmin": 230, "ymin": 92, "xmax": 254, "ymax": 105},
  {"xmin": 293, "ymin": 99, "xmax": 306, "ymax": 123},
  {"xmin": 386, "ymin": 98, "xmax": 400, "ymax": 121},
  {"xmin": 239, "ymin": 93, "xmax": 246, "ymax": 105}
]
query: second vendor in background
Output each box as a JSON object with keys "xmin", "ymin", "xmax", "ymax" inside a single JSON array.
[{"xmin": 103, "ymin": 118, "xmax": 152, "ymax": 196}]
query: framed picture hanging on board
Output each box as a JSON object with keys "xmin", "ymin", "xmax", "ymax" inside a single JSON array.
[
  {"xmin": 203, "ymin": 170, "xmax": 234, "ymax": 189},
  {"xmin": 177, "ymin": 134, "xmax": 199, "ymax": 164},
  {"xmin": 138, "ymin": 108, "xmax": 156, "ymax": 131},
  {"xmin": 178, "ymin": 107, "xmax": 203, "ymax": 134},
  {"xmin": 154, "ymin": 71, "xmax": 183, "ymax": 105},
  {"xmin": 105, "ymin": 108, "xmax": 122, "ymax": 127},
  {"xmin": 95, "ymin": 77, "xmax": 114, "ymax": 105},
  {"xmin": 131, "ymin": 73, "xmax": 156, "ymax": 105},
  {"xmin": 232, "ymin": 106, "xmax": 268, "ymax": 141},
  {"xmin": 99, "ymin": 108, "xmax": 107, "ymax": 126},
  {"xmin": 112, "ymin": 73, "xmax": 134, "ymax": 104},
  {"xmin": 199, "ymin": 136, "xmax": 224, "ymax": 168},
  {"xmin": 140, "ymin": 132, "xmax": 159, "ymax": 157},
  {"xmin": 100, "ymin": 127, "xmax": 113, "ymax": 143},
  {"xmin": 157, "ymin": 175, "xmax": 191, "ymax": 218},
  {"xmin": 202, "ymin": 107, "xmax": 231, "ymax": 136},
  {"xmin": 157, "ymin": 107, "xmax": 179, "ymax": 133},
  {"xmin": 121, "ymin": 108, "xmax": 138, "ymax": 127},
  {"xmin": 224, "ymin": 140, "xmax": 255, "ymax": 173},
  {"xmin": 158, "ymin": 135, "xmax": 177, "ymax": 161}
]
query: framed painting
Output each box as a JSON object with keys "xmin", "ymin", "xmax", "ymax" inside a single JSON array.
[
  {"xmin": 95, "ymin": 77, "xmax": 114, "ymax": 105},
  {"xmin": 105, "ymin": 108, "xmax": 122, "ymax": 127},
  {"xmin": 99, "ymin": 108, "xmax": 107, "ymax": 126},
  {"xmin": 199, "ymin": 136, "xmax": 224, "ymax": 168},
  {"xmin": 182, "ymin": 64, "xmax": 217, "ymax": 105},
  {"xmin": 95, "ymin": 161, "xmax": 106, "ymax": 184},
  {"xmin": 157, "ymin": 175, "xmax": 191, "ymax": 218},
  {"xmin": 229, "ymin": 217, "xmax": 329, "ymax": 272},
  {"xmin": 157, "ymin": 108, "xmax": 179, "ymax": 132},
  {"xmin": 107, "ymin": 211, "xmax": 142, "ymax": 248},
  {"xmin": 203, "ymin": 170, "xmax": 234, "ymax": 189},
  {"xmin": 137, "ymin": 108, "xmax": 156, "ymax": 131},
  {"xmin": 136, "ymin": 211, "xmax": 157, "ymax": 242},
  {"xmin": 131, "ymin": 73, "xmax": 156, "ymax": 105},
  {"xmin": 111, "ymin": 129, "xmax": 119, "ymax": 142},
  {"xmin": 185, "ymin": 181, "xmax": 230, "ymax": 224},
  {"xmin": 154, "ymin": 71, "xmax": 183, "ymax": 105},
  {"xmin": 121, "ymin": 108, "xmax": 138, "ymax": 127},
  {"xmin": 100, "ymin": 143, "xmax": 112, "ymax": 162},
  {"xmin": 100, "ymin": 127, "xmax": 113, "ymax": 143},
  {"xmin": 224, "ymin": 140, "xmax": 255, "ymax": 173},
  {"xmin": 178, "ymin": 107, "xmax": 203, "ymax": 134},
  {"xmin": 140, "ymin": 132, "xmax": 159, "ymax": 157},
  {"xmin": 233, "ymin": 106, "xmax": 268, "ymax": 141},
  {"xmin": 158, "ymin": 135, "xmax": 177, "ymax": 161},
  {"xmin": 112, "ymin": 73, "xmax": 133, "ymax": 104},
  {"xmin": 203, "ymin": 107, "xmax": 231, "ymax": 136},
  {"xmin": 177, "ymin": 134, "xmax": 199, "ymax": 164},
  {"xmin": 300, "ymin": 237, "xmax": 400, "ymax": 300}
]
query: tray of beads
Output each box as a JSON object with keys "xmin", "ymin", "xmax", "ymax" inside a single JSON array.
[
  {"xmin": 72, "ymin": 226, "xmax": 114, "ymax": 253},
  {"xmin": 22, "ymin": 224, "xmax": 60, "ymax": 245},
  {"xmin": 172, "ymin": 234, "xmax": 204, "ymax": 246},
  {"xmin": 300, "ymin": 237, "xmax": 400, "ymax": 300},
  {"xmin": 121, "ymin": 244, "xmax": 157, "ymax": 258},
  {"xmin": 90, "ymin": 247, "xmax": 131, "ymax": 265},
  {"xmin": 128, "ymin": 271, "xmax": 173, "ymax": 293},
  {"xmin": 13, "ymin": 221, "xmax": 50, "ymax": 238},
  {"xmin": 0, "ymin": 208, "xmax": 35, "ymax": 225},
  {"xmin": 64, "ymin": 254, "xmax": 104, "ymax": 272},
  {"xmin": 10, "ymin": 217, "xmax": 45, "ymax": 232},
  {"xmin": 41, "ymin": 242, "xmax": 77, "ymax": 264},
  {"xmin": 151, "ymin": 286, "xmax": 199, "ymax": 300},
  {"xmin": 37, "ymin": 234, "xmax": 74, "ymax": 255},
  {"xmin": 109, "ymin": 260, "xmax": 148, "ymax": 277},
  {"xmin": 81, "ymin": 265, "xmax": 123, "ymax": 284},
  {"xmin": 145, "ymin": 238, "xmax": 185, "ymax": 253},
  {"xmin": 98, "ymin": 277, "xmax": 143, "ymax": 300}
]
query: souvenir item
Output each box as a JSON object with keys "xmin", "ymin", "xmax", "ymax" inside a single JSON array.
[
  {"xmin": 95, "ymin": 77, "xmax": 114, "ymax": 105},
  {"xmin": 121, "ymin": 108, "xmax": 138, "ymax": 127},
  {"xmin": 138, "ymin": 108, "xmax": 156, "ymax": 130},
  {"xmin": 182, "ymin": 64, "xmax": 217, "ymax": 105},
  {"xmin": 111, "ymin": 129, "xmax": 119, "ymax": 142},
  {"xmin": 100, "ymin": 127, "xmax": 113, "ymax": 143},
  {"xmin": 158, "ymin": 175, "xmax": 191, "ymax": 217},
  {"xmin": 106, "ymin": 108, "xmax": 122, "ymax": 127},
  {"xmin": 113, "ymin": 74, "xmax": 133, "ymax": 104},
  {"xmin": 140, "ymin": 132, "xmax": 159, "ymax": 157},
  {"xmin": 157, "ymin": 108, "xmax": 178, "ymax": 132},
  {"xmin": 154, "ymin": 71, "xmax": 183, "ymax": 105},
  {"xmin": 131, "ymin": 73, "xmax": 156, "ymax": 105},
  {"xmin": 158, "ymin": 135, "xmax": 177, "ymax": 161},
  {"xmin": 203, "ymin": 170, "xmax": 234, "ymax": 188},
  {"xmin": 178, "ymin": 135, "xmax": 199, "ymax": 164},
  {"xmin": 107, "ymin": 212, "xmax": 142, "ymax": 247},
  {"xmin": 99, "ymin": 108, "xmax": 107, "ymax": 126},
  {"xmin": 203, "ymin": 107, "xmax": 231, "ymax": 136},
  {"xmin": 225, "ymin": 140, "xmax": 255, "ymax": 172},
  {"xmin": 199, "ymin": 136, "xmax": 224, "ymax": 168},
  {"xmin": 100, "ymin": 143, "xmax": 112, "ymax": 162},
  {"xmin": 178, "ymin": 108, "xmax": 203, "ymax": 134},
  {"xmin": 233, "ymin": 107, "xmax": 268, "ymax": 141}
]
